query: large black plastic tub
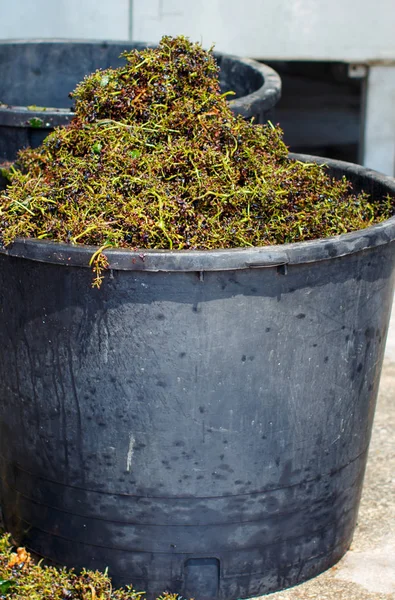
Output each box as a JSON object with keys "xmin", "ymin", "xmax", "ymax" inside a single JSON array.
[
  {"xmin": 0, "ymin": 40, "xmax": 281, "ymax": 160},
  {"xmin": 0, "ymin": 156, "xmax": 395, "ymax": 599}
]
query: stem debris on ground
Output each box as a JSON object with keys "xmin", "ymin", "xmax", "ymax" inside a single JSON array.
[{"xmin": 0, "ymin": 534, "xmax": 185, "ymax": 600}]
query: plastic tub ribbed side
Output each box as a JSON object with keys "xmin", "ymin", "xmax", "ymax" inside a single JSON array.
[{"xmin": 0, "ymin": 156, "xmax": 394, "ymax": 599}]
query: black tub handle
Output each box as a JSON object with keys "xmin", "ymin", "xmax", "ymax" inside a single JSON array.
[{"xmin": 245, "ymin": 259, "xmax": 289, "ymax": 269}]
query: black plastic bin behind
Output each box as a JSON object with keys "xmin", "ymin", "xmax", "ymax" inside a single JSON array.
[
  {"xmin": 0, "ymin": 156, "xmax": 395, "ymax": 599},
  {"xmin": 0, "ymin": 40, "xmax": 281, "ymax": 160}
]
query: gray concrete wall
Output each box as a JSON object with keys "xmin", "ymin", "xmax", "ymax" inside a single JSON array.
[
  {"xmin": 0, "ymin": 0, "xmax": 130, "ymax": 40},
  {"xmin": 132, "ymin": 0, "xmax": 395, "ymax": 61},
  {"xmin": 1, "ymin": 0, "xmax": 394, "ymax": 61}
]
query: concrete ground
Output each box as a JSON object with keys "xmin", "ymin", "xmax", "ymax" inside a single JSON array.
[{"xmin": 257, "ymin": 307, "xmax": 395, "ymax": 600}]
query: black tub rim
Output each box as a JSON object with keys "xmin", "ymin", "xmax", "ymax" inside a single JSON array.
[
  {"xmin": 1, "ymin": 155, "xmax": 395, "ymax": 272},
  {"xmin": 222, "ymin": 54, "xmax": 281, "ymax": 118},
  {"xmin": 0, "ymin": 39, "xmax": 281, "ymax": 127}
]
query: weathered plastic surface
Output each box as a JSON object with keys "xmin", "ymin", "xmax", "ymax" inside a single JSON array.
[
  {"xmin": 0, "ymin": 40, "xmax": 281, "ymax": 160},
  {"xmin": 0, "ymin": 156, "xmax": 395, "ymax": 599}
]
